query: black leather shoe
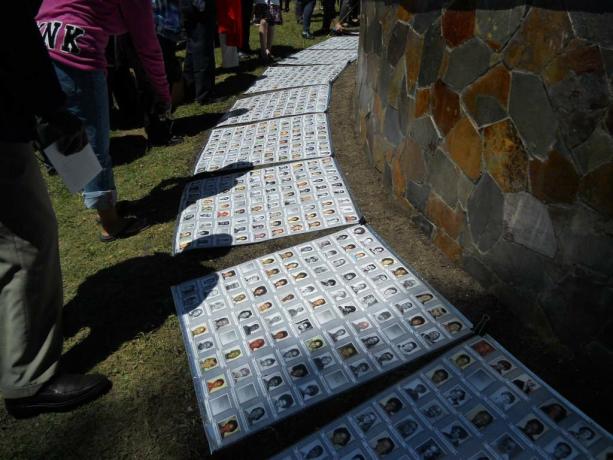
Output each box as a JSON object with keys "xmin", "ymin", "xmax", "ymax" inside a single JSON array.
[
  {"xmin": 301, "ymin": 31, "xmax": 314, "ymax": 39},
  {"xmin": 4, "ymin": 373, "xmax": 112, "ymax": 419}
]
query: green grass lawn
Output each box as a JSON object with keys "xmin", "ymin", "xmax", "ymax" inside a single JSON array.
[{"xmin": 0, "ymin": 12, "xmax": 334, "ymax": 460}]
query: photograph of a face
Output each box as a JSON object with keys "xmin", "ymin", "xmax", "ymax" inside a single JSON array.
[
  {"xmin": 244, "ymin": 64, "xmax": 346, "ymax": 94},
  {"xmin": 271, "ymin": 335, "xmax": 612, "ymax": 460},
  {"xmin": 217, "ymin": 85, "xmax": 330, "ymax": 127},
  {"xmin": 172, "ymin": 225, "xmax": 473, "ymax": 451},
  {"xmin": 194, "ymin": 114, "xmax": 333, "ymax": 174},
  {"xmin": 280, "ymin": 48, "xmax": 358, "ymax": 66},
  {"xmin": 175, "ymin": 158, "xmax": 360, "ymax": 252}
]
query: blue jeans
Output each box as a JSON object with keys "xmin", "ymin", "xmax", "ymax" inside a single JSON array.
[{"xmin": 53, "ymin": 61, "xmax": 116, "ymax": 210}]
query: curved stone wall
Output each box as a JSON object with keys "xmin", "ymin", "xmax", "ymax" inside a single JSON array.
[{"xmin": 356, "ymin": 1, "xmax": 613, "ymax": 357}]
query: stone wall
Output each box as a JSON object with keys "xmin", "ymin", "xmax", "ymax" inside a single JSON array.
[{"xmin": 356, "ymin": 0, "xmax": 613, "ymax": 358}]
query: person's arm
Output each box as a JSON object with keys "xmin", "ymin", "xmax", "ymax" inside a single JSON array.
[{"xmin": 119, "ymin": 0, "xmax": 171, "ymax": 105}]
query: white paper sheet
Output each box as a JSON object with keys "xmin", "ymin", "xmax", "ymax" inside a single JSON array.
[{"xmin": 44, "ymin": 142, "xmax": 101, "ymax": 193}]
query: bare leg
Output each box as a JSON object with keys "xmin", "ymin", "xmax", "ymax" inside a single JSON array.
[
  {"xmin": 259, "ymin": 19, "xmax": 269, "ymax": 59},
  {"xmin": 267, "ymin": 25, "xmax": 275, "ymax": 56},
  {"xmin": 97, "ymin": 208, "xmax": 123, "ymax": 237}
]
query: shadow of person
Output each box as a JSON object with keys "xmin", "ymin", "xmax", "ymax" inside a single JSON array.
[
  {"xmin": 109, "ymin": 134, "xmax": 148, "ymax": 166},
  {"xmin": 117, "ymin": 161, "xmax": 254, "ymax": 227},
  {"xmin": 214, "ymin": 73, "xmax": 260, "ymax": 96},
  {"xmin": 171, "ymin": 111, "xmax": 226, "ymax": 138},
  {"xmin": 60, "ymin": 251, "xmax": 225, "ymax": 374}
]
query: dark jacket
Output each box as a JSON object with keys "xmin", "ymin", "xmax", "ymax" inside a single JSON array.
[{"xmin": 0, "ymin": 2, "xmax": 65, "ymax": 142}]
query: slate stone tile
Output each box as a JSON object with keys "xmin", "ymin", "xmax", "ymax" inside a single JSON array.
[
  {"xmin": 467, "ymin": 173, "xmax": 504, "ymax": 252},
  {"xmin": 418, "ymin": 19, "xmax": 445, "ymax": 87}
]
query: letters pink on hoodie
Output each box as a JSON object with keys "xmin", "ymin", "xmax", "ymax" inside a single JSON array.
[{"xmin": 36, "ymin": 0, "xmax": 171, "ymax": 103}]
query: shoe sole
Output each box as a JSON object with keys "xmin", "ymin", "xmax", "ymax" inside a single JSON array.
[{"xmin": 6, "ymin": 380, "xmax": 112, "ymax": 419}]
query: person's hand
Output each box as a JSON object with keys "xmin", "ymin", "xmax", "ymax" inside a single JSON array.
[{"xmin": 36, "ymin": 109, "xmax": 88, "ymax": 156}]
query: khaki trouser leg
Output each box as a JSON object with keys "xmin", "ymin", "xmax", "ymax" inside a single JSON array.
[{"xmin": 0, "ymin": 142, "xmax": 63, "ymax": 399}]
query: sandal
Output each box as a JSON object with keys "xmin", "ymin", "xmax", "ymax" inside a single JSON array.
[{"xmin": 99, "ymin": 217, "xmax": 149, "ymax": 243}]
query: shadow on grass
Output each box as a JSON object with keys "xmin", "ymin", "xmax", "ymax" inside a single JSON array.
[
  {"xmin": 109, "ymin": 134, "xmax": 148, "ymax": 166},
  {"xmin": 172, "ymin": 111, "xmax": 225, "ymax": 137},
  {"xmin": 61, "ymin": 252, "xmax": 223, "ymax": 374}
]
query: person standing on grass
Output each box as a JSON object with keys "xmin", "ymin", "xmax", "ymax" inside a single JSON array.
[
  {"xmin": 254, "ymin": 0, "xmax": 283, "ymax": 63},
  {"xmin": 36, "ymin": 0, "xmax": 172, "ymax": 242},
  {"xmin": 300, "ymin": 0, "xmax": 334, "ymax": 38},
  {"xmin": 1, "ymin": 2, "xmax": 111, "ymax": 419}
]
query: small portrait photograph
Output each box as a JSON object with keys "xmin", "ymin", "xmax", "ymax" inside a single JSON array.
[
  {"xmin": 219, "ymin": 329, "xmax": 239, "ymax": 346},
  {"xmin": 222, "ymin": 269, "xmax": 237, "ymax": 279},
  {"xmin": 263, "ymin": 373, "xmax": 285, "ymax": 392},
  {"xmin": 231, "ymin": 292, "xmax": 248, "ymax": 304},
  {"xmin": 512, "ymin": 374, "xmax": 540, "ymax": 395},
  {"xmin": 299, "ymin": 381, "xmax": 322, "ymax": 401},
  {"xmin": 395, "ymin": 416, "xmax": 421, "ymax": 440},
  {"xmin": 272, "ymin": 392, "xmax": 295, "ymax": 414},
  {"xmin": 361, "ymin": 334, "xmax": 381, "ymax": 349},
  {"xmin": 187, "ymin": 307, "xmax": 203, "ymax": 319},
  {"xmin": 349, "ymin": 360, "xmax": 372, "ymax": 379},
  {"xmin": 313, "ymin": 352, "xmax": 335, "ymax": 370},
  {"xmin": 217, "ymin": 415, "xmax": 240, "ymax": 439},
  {"xmin": 298, "ymin": 441, "xmax": 327, "ymax": 460},
  {"xmin": 492, "ymin": 434, "xmax": 524, "ymax": 459},
  {"xmin": 374, "ymin": 349, "xmax": 397, "ymax": 367},
  {"xmin": 353, "ymin": 408, "xmax": 380, "ymax": 433},
  {"xmin": 237, "ymin": 309, "xmax": 254, "ymax": 322},
  {"xmin": 568, "ymin": 421, "xmax": 600, "ymax": 447},
  {"xmin": 441, "ymin": 422, "xmax": 471, "ymax": 448},
  {"xmin": 338, "ymin": 304, "xmax": 357, "ymax": 316},
  {"xmin": 361, "ymin": 263, "xmax": 377, "ymax": 273},
  {"xmin": 191, "ymin": 324, "xmax": 208, "ymax": 337},
  {"xmin": 252, "ymin": 285, "xmax": 268, "ymax": 297},
  {"xmin": 273, "ymin": 278, "xmax": 289, "ymax": 289},
  {"xmin": 265, "ymin": 267, "xmax": 280, "ymax": 278},
  {"xmin": 271, "ymin": 329, "xmax": 290, "ymax": 342},
  {"xmin": 206, "ymin": 375, "xmax": 227, "ymax": 394},
  {"xmin": 466, "ymin": 405, "xmax": 495, "ymax": 431},
  {"xmin": 350, "ymin": 282, "xmax": 368, "ymax": 294},
  {"xmin": 489, "ymin": 386, "xmax": 519, "ymax": 412},
  {"xmin": 265, "ymin": 313, "xmax": 283, "ymax": 327},
  {"xmin": 370, "ymin": 433, "xmax": 396, "ymax": 458},
  {"xmin": 421, "ymin": 328, "xmax": 443, "ymax": 345},
  {"xmin": 383, "ymin": 323, "xmax": 405, "ymax": 341},
  {"xmin": 260, "ymin": 257, "xmax": 275, "ymax": 266},
  {"xmin": 402, "ymin": 379, "xmax": 430, "ymax": 402},
  {"xmin": 328, "ymin": 425, "xmax": 353, "ymax": 450},
  {"xmin": 245, "ymin": 404, "xmax": 268, "ymax": 426},
  {"xmin": 280, "ymin": 293, "xmax": 295, "ymax": 303},
  {"xmin": 257, "ymin": 354, "xmax": 277, "ymax": 370},
  {"xmin": 375, "ymin": 309, "xmax": 393, "ymax": 323},
  {"xmin": 230, "ymin": 365, "xmax": 252, "ymax": 383},
  {"xmin": 466, "ymin": 369, "xmax": 495, "ymax": 392},
  {"xmin": 224, "ymin": 281, "xmax": 240, "ymax": 291},
  {"xmin": 280, "ymin": 250, "xmax": 294, "ymax": 260},
  {"xmin": 224, "ymin": 347, "xmax": 242, "ymax": 363},
  {"xmin": 281, "ymin": 346, "xmax": 302, "ymax": 362},
  {"xmin": 325, "ymin": 369, "xmax": 349, "ymax": 390},
  {"xmin": 420, "ymin": 400, "xmax": 447, "ymax": 423},
  {"xmin": 544, "ymin": 437, "xmax": 576, "ymax": 460},
  {"xmin": 315, "ymin": 309, "xmax": 335, "ymax": 324},
  {"xmin": 342, "ymin": 271, "xmax": 358, "ymax": 282},
  {"xmin": 427, "ymin": 306, "xmax": 448, "ymax": 319},
  {"xmin": 328, "ymin": 326, "xmax": 349, "ymax": 343},
  {"xmin": 309, "ymin": 297, "xmax": 327, "ymax": 309},
  {"xmin": 243, "ymin": 322, "xmax": 261, "ymax": 336},
  {"xmin": 382, "ymin": 286, "xmax": 399, "ymax": 298},
  {"xmin": 379, "ymin": 394, "xmax": 404, "ymax": 417},
  {"xmin": 289, "ymin": 363, "xmax": 309, "ymax": 380},
  {"xmin": 337, "ymin": 343, "xmax": 359, "ymax": 361},
  {"xmin": 296, "ymin": 318, "xmax": 314, "ymax": 334},
  {"xmin": 300, "ymin": 284, "xmax": 316, "ymax": 296},
  {"xmin": 360, "ymin": 294, "xmax": 379, "ymax": 307},
  {"xmin": 380, "ymin": 257, "xmax": 395, "ymax": 267},
  {"xmin": 443, "ymin": 319, "xmax": 464, "ymax": 335},
  {"xmin": 394, "ymin": 300, "xmax": 414, "ymax": 315},
  {"xmin": 488, "ymin": 357, "xmax": 515, "ymax": 376},
  {"xmin": 392, "ymin": 266, "xmax": 409, "ymax": 278},
  {"xmin": 470, "ymin": 339, "xmax": 496, "ymax": 357},
  {"xmin": 516, "ymin": 414, "xmax": 548, "ymax": 441},
  {"xmin": 444, "ymin": 385, "xmax": 470, "ymax": 408},
  {"xmin": 196, "ymin": 339, "xmax": 215, "ymax": 352},
  {"xmin": 305, "ymin": 336, "xmax": 327, "ymax": 353},
  {"xmin": 351, "ymin": 318, "xmax": 372, "ymax": 333},
  {"xmin": 200, "ymin": 355, "xmax": 219, "ymax": 372},
  {"xmin": 332, "ymin": 289, "xmax": 349, "ymax": 301},
  {"xmin": 415, "ymin": 438, "xmax": 445, "ymax": 460},
  {"xmin": 257, "ymin": 301, "xmax": 273, "ymax": 313},
  {"xmin": 397, "ymin": 339, "xmax": 419, "ymax": 355},
  {"xmin": 450, "ymin": 351, "xmax": 474, "ymax": 370},
  {"xmin": 287, "ymin": 305, "xmax": 306, "ymax": 318},
  {"xmin": 320, "ymin": 278, "xmax": 338, "ymax": 288},
  {"xmin": 538, "ymin": 399, "xmax": 569, "ymax": 424},
  {"xmin": 426, "ymin": 367, "xmax": 450, "ymax": 386},
  {"xmin": 293, "ymin": 271, "xmax": 309, "ymax": 282},
  {"xmin": 247, "ymin": 337, "xmax": 266, "ymax": 352},
  {"xmin": 332, "ymin": 258, "xmax": 348, "ymax": 269},
  {"xmin": 209, "ymin": 394, "xmax": 231, "ymax": 416},
  {"xmin": 284, "ymin": 261, "xmax": 300, "ymax": 270}
]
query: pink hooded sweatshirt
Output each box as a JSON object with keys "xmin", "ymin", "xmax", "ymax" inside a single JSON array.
[{"xmin": 36, "ymin": 0, "xmax": 171, "ymax": 104}]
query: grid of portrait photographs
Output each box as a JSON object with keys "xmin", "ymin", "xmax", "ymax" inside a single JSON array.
[
  {"xmin": 193, "ymin": 114, "xmax": 333, "ymax": 174},
  {"xmin": 171, "ymin": 225, "xmax": 473, "ymax": 451},
  {"xmin": 280, "ymin": 49, "xmax": 359, "ymax": 66},
  {"xmin": 272, "ymin": 335, "xmax": 613, "ymax": 460},
  {"xmin": 217, "ymin": 85, "xmax": 331, "ymax": 127},
  {"xmin": 174, "ymin": 158, "xmax": 360, "ymax": 252},
  {"xmin": 309, "ymin": 35, "xmax": 360, "ymax": 50},
  {"xmin": 244, "ymin": 64, "xmax": 347, "ymax": 94}
]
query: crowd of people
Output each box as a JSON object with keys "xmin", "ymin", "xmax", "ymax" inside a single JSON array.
[{"xmin": 0, "ymin": 0, "xmax": 359, "ymax": 421}]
